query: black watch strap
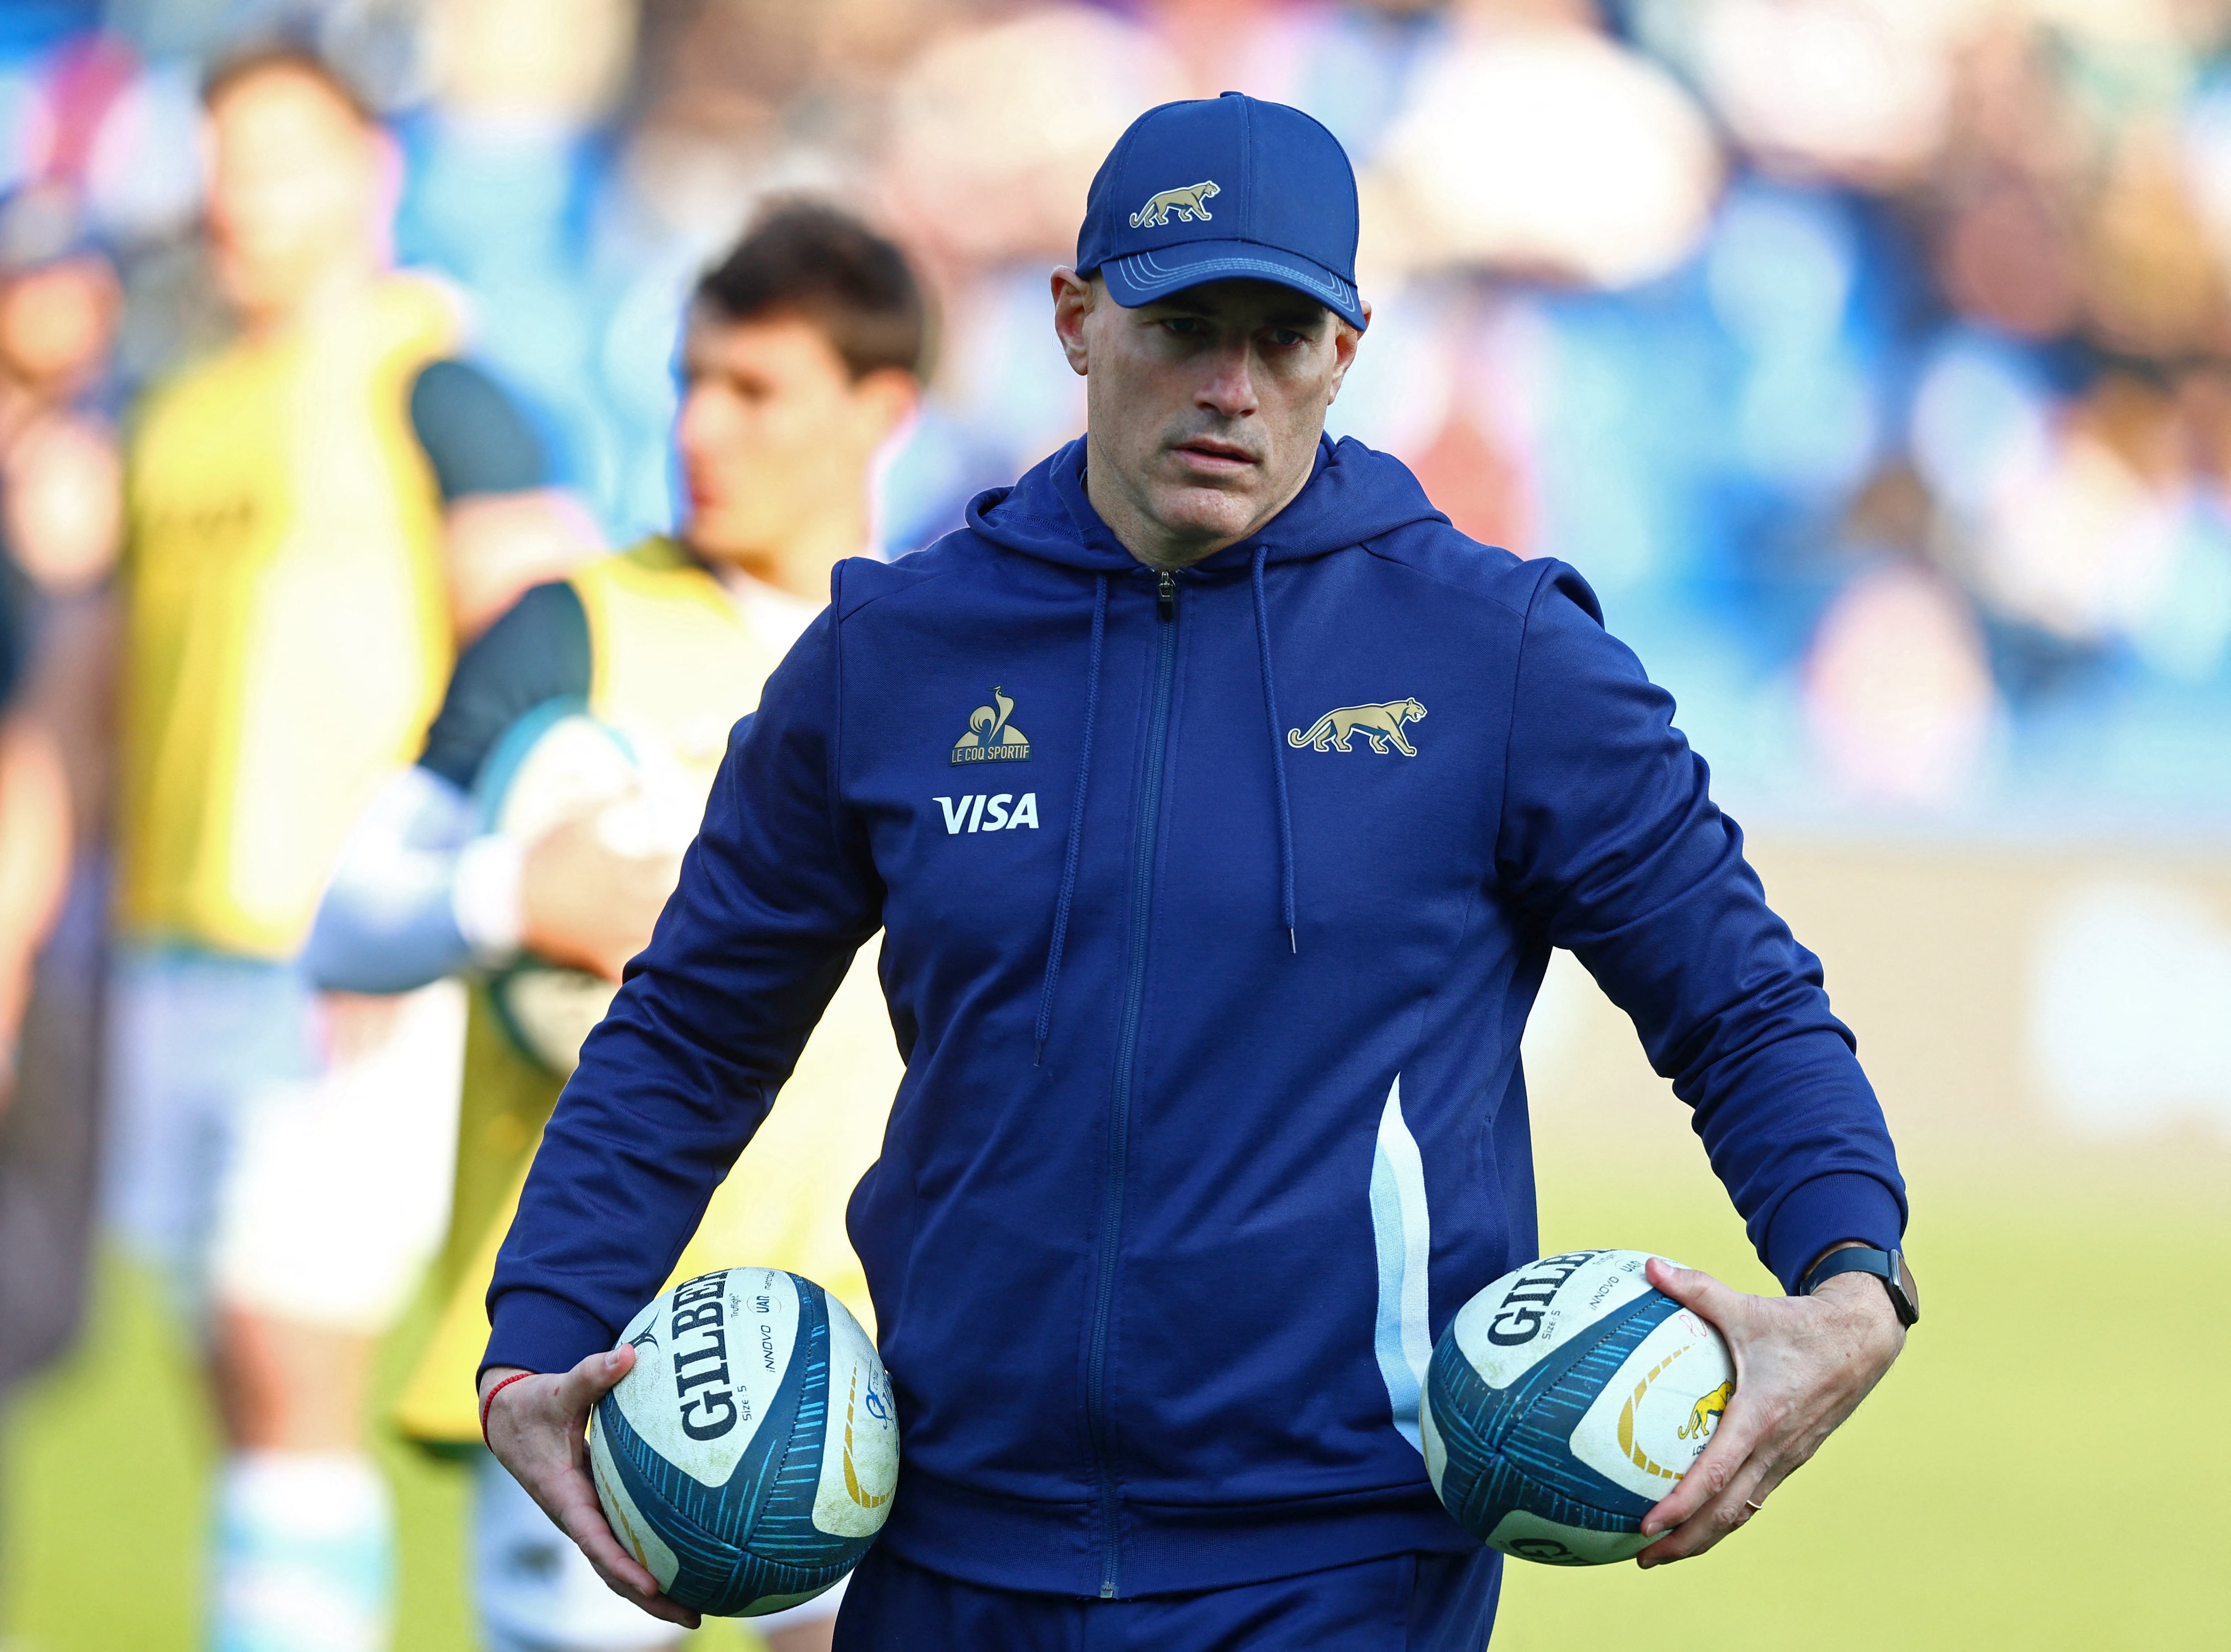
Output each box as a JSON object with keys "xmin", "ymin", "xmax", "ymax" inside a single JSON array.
[{"xmin": 1800, "ymin": 1246, "xmax": 1920, "ymax": 1327}]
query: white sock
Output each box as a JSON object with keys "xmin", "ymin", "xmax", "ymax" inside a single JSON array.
[{"xmin": 211, "ymin": 1450, "xmax": 392, "ymax": 1652}]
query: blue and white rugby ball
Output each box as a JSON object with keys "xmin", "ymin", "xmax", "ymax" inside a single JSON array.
[
  {"xmin": 1422, "ymin": 1249, "xmax": 1734, "ymax": 1566},
  {"xmin": 588, "ymin": 1267, "xmax": 899, "ymax": 1615}
]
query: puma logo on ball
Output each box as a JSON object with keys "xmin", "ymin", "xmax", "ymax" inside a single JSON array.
[{"xmin": 1679, "ymin": 1379, "xmax": 1734, "ymax": 1441}]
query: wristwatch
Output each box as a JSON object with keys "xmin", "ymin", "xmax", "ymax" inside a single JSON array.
[{"xmin": 1799, "ymin": 1246, "xmax": 1920, "ymax": 1327}]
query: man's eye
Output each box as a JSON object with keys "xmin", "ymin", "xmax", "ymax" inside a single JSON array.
[
  {"xmin": 1269, "ymin": 329, "xmax": 1305, "ymax": 347},
  {"xmin": 1163, "ymin": 317, "xmax": 1206, "ymax": 336}
]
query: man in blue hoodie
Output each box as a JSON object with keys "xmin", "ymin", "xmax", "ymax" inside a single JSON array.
[{"xmin": 479, "ymin": 96, "xmax": 1914, "ymax": 1648}]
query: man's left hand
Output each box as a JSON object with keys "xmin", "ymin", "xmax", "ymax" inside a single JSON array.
[{"xmin": 1634, "ymin": 1253, "xmax": 1905, "ymax": 1567}]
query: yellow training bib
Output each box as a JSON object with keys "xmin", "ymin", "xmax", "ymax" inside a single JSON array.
[{"xmin": 117, "ymin": 275, "xmax": 459, "ymax": 957}]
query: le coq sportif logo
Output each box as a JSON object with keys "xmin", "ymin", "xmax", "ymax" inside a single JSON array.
[{"xmin": 952, "ymin": 686, "xmax": 1030, "ymax": 764}]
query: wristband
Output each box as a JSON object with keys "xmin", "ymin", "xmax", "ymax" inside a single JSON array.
[
  {"xmin": 480, "ymin": 1370, "xmax": 536, "ymax": 1449},
  {"xmin": 1800, "ymin": 1245, "xmax": 1920, "ymax": 1327}
]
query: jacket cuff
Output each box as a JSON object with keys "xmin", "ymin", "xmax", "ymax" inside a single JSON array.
[
  {"xmin": 481, "ymin": 1288, "xmax": 616, "ymax": 1382},
  {"xmin": 1762, "ymin": 1172, "xmax": 1907, "ymax": 1295}
]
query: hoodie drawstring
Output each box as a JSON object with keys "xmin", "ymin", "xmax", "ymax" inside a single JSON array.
[
  {"xmin": 1252, "ymin": 548, "xmax": 1298, "ymax": 953},
  {"xmin": 1035, "ymin": 573, "xmax": 1108, "ymax": 1064}
]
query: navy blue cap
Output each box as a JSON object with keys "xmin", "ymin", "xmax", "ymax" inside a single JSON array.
[{"xmin": 1076, "ymin": 91, "xmax": 1366, "ymax": 331}]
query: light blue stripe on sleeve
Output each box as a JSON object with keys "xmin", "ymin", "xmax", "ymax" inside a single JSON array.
[{"xmin": 1368, "ymin": 1074, "xmax": 1434, "ymax": 1454}]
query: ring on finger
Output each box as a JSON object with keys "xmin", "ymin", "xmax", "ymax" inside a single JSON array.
[{"xmin": 1743, "ymin": 1499, "xmax": 1766, "ymax": 1513}]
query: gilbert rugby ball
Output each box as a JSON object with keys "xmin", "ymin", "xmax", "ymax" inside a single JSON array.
[
  {"xmin": 1423, "ymin": 1249, "xmax": 1734, "ymax": 1566},
  {"xmin": 589, "ymin": 1267, "xmax": 898, "ymax": 1615}
]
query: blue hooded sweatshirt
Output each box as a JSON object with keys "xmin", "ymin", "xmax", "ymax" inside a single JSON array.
[{"xmin": 485, "ymin": 435, "xmax": 1906, "ymax": 1602}]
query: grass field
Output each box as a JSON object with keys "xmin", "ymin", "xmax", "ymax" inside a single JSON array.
[
  {"xmin": 1498, "ymin": 1166, "xmax": 2231, "ymax": 1650},
  {"xmin": 6, "ymin": 1146, "xmax": 2224, "ymax": 1652},
  {"xmin": 0, "ymin": 1256, "xmax": 771, "ymax": 1652}
]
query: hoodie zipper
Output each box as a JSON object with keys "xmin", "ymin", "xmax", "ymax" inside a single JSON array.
[{"xmin": 1086, "ymin": 566, "xmax": 1179, "ymax": 1599}]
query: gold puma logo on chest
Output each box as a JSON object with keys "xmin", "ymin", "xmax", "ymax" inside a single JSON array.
[{"xmin": 1287, "ymin": 698, "xmax": 1428, "ymax": 756}]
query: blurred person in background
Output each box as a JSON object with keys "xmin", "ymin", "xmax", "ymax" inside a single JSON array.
[
  {"xmin": 0, "ymin": 178, "xmax": 122, "ymax": 1545},
  {"xmin": 108, "ymin": 45, "xmax": 595, "ymax": 1652},
  {"xmin": 305, "ymin": 201, "xmax": 926, "ymax": 1652}
]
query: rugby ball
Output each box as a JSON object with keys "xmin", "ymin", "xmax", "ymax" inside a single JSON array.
[
  {"xmin": 1422, "ymin": 1249, "xmax": 1734, "ymax": 1567},
  {"xmin": 589, "ymin": 1267, "xmax": 899, "ymax": 1616},
  {"xmin": 474, "ymin": 702, "xmax": 698, "ymax": 1072}
]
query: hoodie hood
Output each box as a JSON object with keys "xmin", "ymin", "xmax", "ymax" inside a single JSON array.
[{"xmin": 964, "ymin": 433, "xmax": 1448, "ymax": 574}]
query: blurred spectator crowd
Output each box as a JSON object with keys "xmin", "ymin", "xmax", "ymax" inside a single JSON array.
[{"xmin": 7, "ymin": 0, "xmax": 2231, "ymax": 825}]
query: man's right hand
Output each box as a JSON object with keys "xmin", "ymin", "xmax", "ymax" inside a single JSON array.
[
  {"xmin": 518, "ymin": 809, "xmax": 683, "ymax": 981},
  {"xmin": 479, "ymin": 1350, "xmax": 702, "ymax": 1631}
]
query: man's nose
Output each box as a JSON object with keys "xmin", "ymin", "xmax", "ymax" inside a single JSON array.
[
  {"xmin": 676, "ymin": 385, "xmax": 721, "ymax": 451},
  {"xmin": 1195, "ymin": 341, "xmax": 1259, "ymax": 418}
]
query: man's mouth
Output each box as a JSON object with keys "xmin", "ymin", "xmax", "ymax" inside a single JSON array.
[{"xmin": 1171, "ymin": 437, "xmax": 1258, "ymax": 473}]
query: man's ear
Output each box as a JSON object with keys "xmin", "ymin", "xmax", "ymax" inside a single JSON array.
[
  {"xmin": 851, "ymin": 367, "xmax": 921, "ymax": 446},
  {"xmin": 1051, "ymin": 267, "xmax": 1095, "ymax": 378},
  {"xmin": 1325, "ymin": 298, "xmax": 1369, "ymax": 409}
]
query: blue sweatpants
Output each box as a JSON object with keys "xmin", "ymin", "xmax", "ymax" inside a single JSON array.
[{"xmin": 833, "ymin": 1546, "xmax": 1502, "ymax": 1651}]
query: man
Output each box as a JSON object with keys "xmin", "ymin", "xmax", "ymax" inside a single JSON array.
[
  {"xmin": 110, "ymin": 48, "xmax": 589, "ymax": 1652},
  {"xmin": 0, "ymin": 181, "xmax": 121, "ymax": 1473},
  {"xmin": 483, "ymin": 95, "xmax": 1912, "ymax": 1648},
  {"xmin": 306, "ymin": 203, "xmax": 926, "ymax": 1652}
]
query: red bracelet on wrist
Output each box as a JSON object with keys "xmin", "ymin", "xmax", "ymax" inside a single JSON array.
[{"xmin": 480, "ymin": 1370, "xmax": 536, "ymax": 1449}]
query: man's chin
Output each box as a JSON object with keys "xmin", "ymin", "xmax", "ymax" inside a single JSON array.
[
  {"xmin": 1145, "ymin": 484, "xmax": 1263, "ymax": 547},
  {"xmin": 682, "ymin": 507, "xmax": 763, "ymax": 563}
]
